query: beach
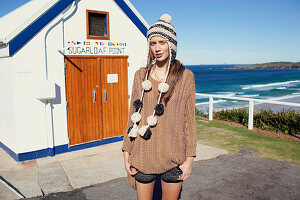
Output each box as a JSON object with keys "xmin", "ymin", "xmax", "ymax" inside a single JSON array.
[{"xmin": 254, "ymin": 95, "xmax": 300, "ymax": 113}]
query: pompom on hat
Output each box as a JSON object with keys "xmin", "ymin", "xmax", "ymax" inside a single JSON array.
[{"xmin": 128, "ymin": 14, "xmax": 177, "ymax": 139}]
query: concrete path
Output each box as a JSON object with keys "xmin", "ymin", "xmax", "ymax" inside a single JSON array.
[
  {"xmin": 0, "ymin": 142, "xmax": 228, "ymax": 199},
  {"xmin": 27, "ymin": 147, "xmax": 300, "ymax": 200}
]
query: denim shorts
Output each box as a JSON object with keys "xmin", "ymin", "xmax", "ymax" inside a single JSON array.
[{"xmin": 134, "ymin": 166, "xmax": 183, "ymax": 184}]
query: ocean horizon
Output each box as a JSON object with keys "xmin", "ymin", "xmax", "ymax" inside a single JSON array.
[{"xmin": 186, "ymin": 65, "xmax": 300, "ymax": 112}]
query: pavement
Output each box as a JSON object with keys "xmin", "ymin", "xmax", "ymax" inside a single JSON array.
[
  {"xmin": 0, "ymin": 142, "xmax": 229, "ymax": 199},
  {"xmin": 28, "ymin": 147, "xmax": 300, "ymax": 200}
]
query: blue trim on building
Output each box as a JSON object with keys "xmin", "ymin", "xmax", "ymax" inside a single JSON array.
[
  {"xmin": 54, "ymin": 144, "xmax": 69, "ymax": 154},
  {"xmin": 7, "ymin": 0, "xmax": 147, "ymax": 56},
  {"xmin": 9, "ymin": 0, "xmax": 74, "ymax": 56},
  {"xmin": 114, "ymin": 0, "xmax": 148, "ymax": 37},
  {"xmin": 18, "ymin": 148, "xmax": 51, "ymax": 162},
  {"xmin": 0, "ymin": 136, "xmax": 124, "ymax": 162},
  {"xmin": 68, "ymin": 136, "xmax": 124, "ymax": 151},
  {"xmin": 0, "ymin": 141, "xmax": 18, "ymax": 161}
]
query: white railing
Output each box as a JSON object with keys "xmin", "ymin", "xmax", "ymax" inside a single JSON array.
[{"xmin": 196, "ymin": 93, "xmax": 300, "ymax": 130}]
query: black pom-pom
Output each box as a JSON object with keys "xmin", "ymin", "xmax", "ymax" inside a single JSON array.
[
  {"xmin": 141, "ymin": 127, "xmax": 152, "ymax": 140},
  {"xmin": 127, "ymin": 126, "xmax": 133, "ymax": 134},
  {"xmin": 155, "ymin": 103, "xmax": 164, "ymax": 116},
  {"xmin": 133, "ymin": 99, "xmax": 143, "ymax": 110}
]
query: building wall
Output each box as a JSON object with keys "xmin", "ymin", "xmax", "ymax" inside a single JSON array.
[
  {"xmin": 2, "ymin": 15, "xmax": 65, "ymax": 154},
  {"xmin": 0, "ymin": 57, "xmax": 18, "ymax": 152},
  {"xmin": 0, "ymin": 0, "xmax": 147, "ymax": 155}
]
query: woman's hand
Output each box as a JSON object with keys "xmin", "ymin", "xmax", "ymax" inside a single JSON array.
[
  {"xmin": 177, "ymin": 157, "xmax": 194, "ymax": 181},
  {"xmin": 123, "ymin": 151, "xmax": 138, "ymax": 176}
]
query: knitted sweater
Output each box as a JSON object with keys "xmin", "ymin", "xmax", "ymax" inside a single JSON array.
[{"xmin": 122, "ymin": 66, "xmax": 197, "ymax": 174}]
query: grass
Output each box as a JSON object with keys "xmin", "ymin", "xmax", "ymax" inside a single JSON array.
[
  {"xmin": 212, "ymin": 108, "xmax": 300, "ymax": 136},
  {"xmin": 196, "ymin": 117, "xmax": 300, "ymax": 164}
]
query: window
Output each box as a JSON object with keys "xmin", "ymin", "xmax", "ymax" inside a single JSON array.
[{"xmin": 86, "ymin": 10, "xmax": 110, "ymax": 40}]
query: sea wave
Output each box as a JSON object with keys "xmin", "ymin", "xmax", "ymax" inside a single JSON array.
[
  {"xmin": 214, "ymin": 92, "xmax": 237, "ymax": 96},
  {"xmin": 239, "ymin": 94, "xmax": 259, "ymax": 98},
  {"xmin": 265, "ymin": 94, "xmax": 300, "ymax": 101},
  {"xmin": 241, "ymin": 80, "xmax": 300, "ymax": 90},
  {"xmin": 236, "ymin": 92, "xmax": 245, "ymax": 95},
  {"xmin": 196, "ymin": 92, "xmax": 237, "ymax": 99},
  {"xmin": 276, "ymin": 87, "xmax": 286, "ymax": 90},
  {"xmin": 195, "ymin": 99, "xmax": 227, "ymax": 106},
  {"xmin": 195, "ymin": 96, "xmax": 207, "ymax": 99}
]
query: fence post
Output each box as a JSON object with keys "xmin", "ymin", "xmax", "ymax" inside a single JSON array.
[
  {"xmin": 248, "ymin": 100, "xmax": 254, "ymax": 130},
  {"xmin": 209, "ymin": 96, "xmax": 213, "ymax": 121}
]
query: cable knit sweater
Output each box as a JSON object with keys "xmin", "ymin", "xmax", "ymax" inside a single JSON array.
[{"xmin": 122, "ymin": 66, "xmax": 197, "ymax": 174}]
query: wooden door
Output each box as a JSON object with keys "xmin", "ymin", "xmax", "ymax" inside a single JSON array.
[
  {"xmin": 65, "ymin": 56, "xmax": 128, "ymax": 146},
  {"xmin": 100, "ymin": 57, "xmax": 128, "ymax": 139},
  {"xmin": 65, "ymin": 57, "xmax": 102, "ymax": 145}
]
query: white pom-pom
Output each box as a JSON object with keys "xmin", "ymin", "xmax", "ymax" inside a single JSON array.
[
  {"xmin": 160, "ymin": 14, "xmax": 172, "ymax": 23},
  {"xmin": 128, "ymin": 124, "xmax": 138, "ymax": 137},
  {"xmin": 142, "ymin": 80, "xmax": 152, "ymax": 91},
  {"xmin": 158, "ymin": 83, "xmax": 169, "ymax": 93},
  {"xmin": 138, "ymin": 125, "xmax": 149, "ymax": 136},
  {"xmin": 147, "ymin": 115, "xmax": 157, "ymax": 126},
  {"xmin": 131, "ymin": 112, "xmax": 141, "ymax": 123}
]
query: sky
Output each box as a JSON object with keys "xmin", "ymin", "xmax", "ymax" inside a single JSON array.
[{"xmin": 1, "ymin": 0, "xmax": 300, "ymax": 65}]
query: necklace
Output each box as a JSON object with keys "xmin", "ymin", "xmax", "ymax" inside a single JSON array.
[
  {"xmin": 153, "ymin": 66, "xmax": 166, "ymax": 82},
  {"xmin": 127, "ymin": 63, "xmax": 171, "ymax": 140}
]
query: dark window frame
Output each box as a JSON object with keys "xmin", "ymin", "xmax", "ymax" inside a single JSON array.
[{"xmin": 86, "ymin": 10, "xmax": 110, "ymax": 40}]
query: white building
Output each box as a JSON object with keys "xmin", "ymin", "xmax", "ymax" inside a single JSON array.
[{"xmin": 0, "ymin": 0, "xmax": 149, "ymax": 162}]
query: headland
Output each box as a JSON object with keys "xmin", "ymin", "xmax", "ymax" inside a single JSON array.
[{"xmin": 230, "ymin": 62, "xmax": 300, "ymax": 69}]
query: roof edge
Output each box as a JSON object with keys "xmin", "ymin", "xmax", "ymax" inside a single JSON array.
[
  {"xmin": 123, "ymin": 0, "xmax": 149, "ymax": 29},
  {"xmin": 1, "ymin": 0, "xmax": 60, "ymax": 45},
  {"xmin": 114, "ymin": 0, "xmax": 148, "ymax": 37},
  {"xmin": 3, "ymin": 0, "xmax": 148, "ymax": 57},
  {"xmin": 8, "ymin": 0, "xmax": 74, "ymax": 56}
]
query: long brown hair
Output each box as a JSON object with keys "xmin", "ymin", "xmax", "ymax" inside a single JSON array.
[{"xmin": 142, "ymin": 52, "xmax": 185, "ymax": 107}]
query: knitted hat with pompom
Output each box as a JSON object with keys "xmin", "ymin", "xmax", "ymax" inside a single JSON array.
[
  {"xmin": 147, "ymin": 14, "xmax": 177, "ymax": 68},
  {"xmin": 127, "ymin": 14, "xmax": 177, "ymax": 140}
]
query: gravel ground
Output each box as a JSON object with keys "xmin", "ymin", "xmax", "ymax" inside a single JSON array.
[{"xmin": 28, "ymin": 147, "xmax": 300, "ymax": 200}]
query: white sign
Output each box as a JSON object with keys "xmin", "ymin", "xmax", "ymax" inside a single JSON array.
[
  {"xmin": 65, "ymin": 41, "xmax": 127, "ymax": 55},
  {"xmin": 107, "ymin": 74, "xmax": 118, "ymax": 83}
]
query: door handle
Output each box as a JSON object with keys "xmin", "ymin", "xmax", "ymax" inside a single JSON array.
[
  {"xmin": 103, "ymin": 89, "xmax": 107, "ymax": 102},
  {"xmin": 93, "ymin": 89, "xmax": 96, "ymax": 103}
]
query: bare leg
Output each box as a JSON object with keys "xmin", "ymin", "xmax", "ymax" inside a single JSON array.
[
  {"xmin": 161, "ymin": 179, "xmax": 182, "ymax": 200},
  {"xmin": 136, "ymin": 180, "xmax": 156, "ymax": 200}
]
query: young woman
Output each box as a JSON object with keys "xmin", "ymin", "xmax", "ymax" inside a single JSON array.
[{"xmin": 122, "ymin": 14, "xmax": 197, "ymax": 200}]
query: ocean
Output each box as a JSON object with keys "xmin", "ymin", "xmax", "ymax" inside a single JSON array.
[{"xmin": 185, "ymin": 65, "xmax": 300, "ymax": 112}]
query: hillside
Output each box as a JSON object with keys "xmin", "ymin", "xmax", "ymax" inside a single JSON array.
[{"xmin": 230, "ymin": 62, "xmax": 300, "ymax": 69}]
